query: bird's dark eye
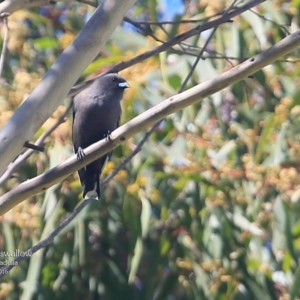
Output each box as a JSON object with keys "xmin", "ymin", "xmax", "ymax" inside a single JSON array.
[{"xmin": 112, "ymin": 77, "xmax": 116, "ymax": 82}]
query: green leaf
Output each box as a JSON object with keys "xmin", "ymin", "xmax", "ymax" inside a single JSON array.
[
  {"xmin": 255, "ymin": 114, "xmax": 274, "ymax": 163},
  {"xmin": 34, "ymin": 37, "xmax": 59, "ymax": 50},
  {"xmin": 139, "ymin": 192, "xmax": 151, "ymax": 239},
  {"xmin": 290, "ymin": 267, "xmax": 300, "ymax": 300},
  {"xmin": 128, "ymin": 237, "xmax": 143, "ymax": 284}
]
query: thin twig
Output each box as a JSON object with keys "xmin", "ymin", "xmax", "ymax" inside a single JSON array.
[
  {"xmin": 107, "ymin": 1, "xmax": 257, "ymax": 74},
  {"xmin": 0, "ymin": 102, "xmax": 73, "ymax": 186},
  {"xmin": 0, "ymin": 12, "xmax": 9, "ymax": 79},
  {"xmin": 249, "ymin": 8, "xmax": 290, "ymax": 35},
  {"xmin": 171, "ymin": 45, "xmax": 238, "ymax": 70},
  {"xmin": 170, "ymin": 49, "xmax": 243, "ymax": 60},
  {"xmin": 179, "ymin": 42, "xmax": 230, "ymax": 57},
  {"xmin": 78, "ymin": 0, "xmax": 98, "ymax": 6},
  {"xmin": 123, "ymin": 17, "xmax": 165, "ymax": 43},
  {"xmin": 23, "ymin": 141, "xmax": 45, "ymax": 152},
  {"xmin": 179, "ymin": 27, "xmax": 219, "ymax": 92},
  {"xmin": 101, "ymin": 121, "xmax": 162, "ymax": 186},
  {"xmin": 179, "ymin": 0, "xmax": 239, "ymax": 92},
  {"xmin": 0, "ymin": 121, "xmax": 161, "ymax": 278},
  {"xmin": 77, "ymin": 0, "xmax": 225, "ymax": 27},
  {"xmin": 123, "ymin": 13, "xmax": 224, "ymax": 25},
  {"xmin": 68, "ymin": 0, "xmax": 266, "ymax": 97}
]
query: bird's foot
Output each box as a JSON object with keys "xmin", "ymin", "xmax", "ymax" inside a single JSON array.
[
  {"xmin": 104, "ymin": 131, "xmax": 112, "ymax": 141},
  {"xmin": 77, "ymin": 147, "xmax": 85, "ymax": 160}
]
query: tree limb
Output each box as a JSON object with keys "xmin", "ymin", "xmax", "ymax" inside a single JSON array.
[
  {"xmin": 0, "ymin": 28, "xmax": 299, "ymax": 214},
  {"xmin": 0, "ymin": 0, "xmax": 74, "ymax": 13}
]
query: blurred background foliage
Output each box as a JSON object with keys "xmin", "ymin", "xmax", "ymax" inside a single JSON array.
[{"xmin": 1, "ymin": 0, "xmax": 300, "ymax": 299}]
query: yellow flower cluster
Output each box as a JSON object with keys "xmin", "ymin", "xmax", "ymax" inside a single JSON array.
[
  {"xmin": 3, "ymin": 202, "xmax": 41, "ymax": 232},
  {"xmin": 275, "ymin": 97, "xmax": 292, "ymax": 122},
  {"xmin": 127, "ymin": 176, "xmax": 148, "ymax": 195},
  {"xmin": 0, "ymin": 71, "xmax": 41, "ymax": 129}
]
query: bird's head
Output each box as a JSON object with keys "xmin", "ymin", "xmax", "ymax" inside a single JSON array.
[
  {"xmin": 112, "ymin": 74, "xmax": 130, "ymax": 89},
  {"xmin": 102, "ymin": 73, "xmax": 130, "ymax": 91},
  {"xmin": 87, "ymin": 73, "xmax": 129, "ymax": 103}
]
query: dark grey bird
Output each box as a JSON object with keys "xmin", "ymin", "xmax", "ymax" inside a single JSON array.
[{"xmin": 72, "ymin": 73, "xmax": 129, "ymax": 199}]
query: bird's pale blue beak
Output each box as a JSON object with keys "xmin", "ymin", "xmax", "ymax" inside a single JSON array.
[{"xmin": 119, "ymin": 81, "xmax": 130, "ymax": 88}]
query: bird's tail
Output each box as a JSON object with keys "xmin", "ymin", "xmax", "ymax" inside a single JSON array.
[
  {"xmin": 83, "ymin": 171, "xmax": 100, "ymax": 200},
  {"xmin": 82, "ymin": 154, "xmax": 110, "ymax": 200}
]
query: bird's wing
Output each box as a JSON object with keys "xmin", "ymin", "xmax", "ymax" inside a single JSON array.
[
  {"xmin": 72, "ymin": 106, "xmax": 86, "ymax": 186},
  {"xmin": 72, "ymin": 109, "xmax": 77, "ymax": 152},
  {"xmin": 77, "ymin": 168, "xmax": 86, "ymax": 187}
]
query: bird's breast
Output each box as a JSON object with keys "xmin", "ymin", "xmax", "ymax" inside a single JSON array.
[{"xmin": 73, "ymin": 100, "xmax": 121, "ymax": 148}]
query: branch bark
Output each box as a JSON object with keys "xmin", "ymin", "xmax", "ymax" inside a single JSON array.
[
  {"xmin": 0, "ymin": 28, "xmax": 299, "ymax": 215},
  {"xmin": 0, "ymin": 0, "xmax": 74, "ymax": 13},
  {"xmin": 0, "ymin": 0, "xmax": 136, "ymax": 176}
]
